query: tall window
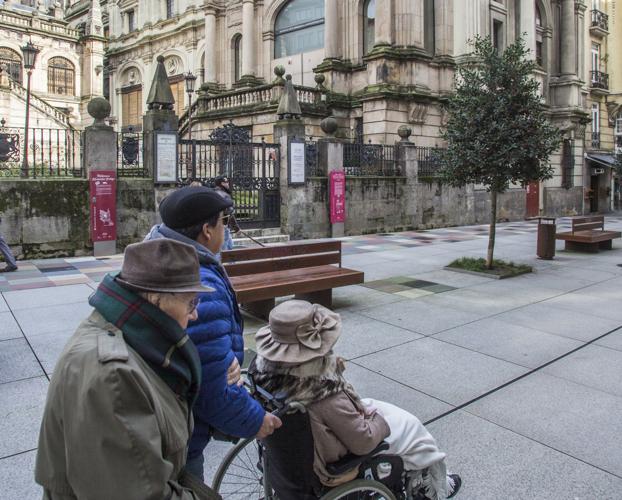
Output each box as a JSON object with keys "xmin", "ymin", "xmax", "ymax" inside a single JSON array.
[
  {"xmin": 364, "ymin": 0, "xmax": 376, "ymax": 55},
  {"xmin": 592, "ymin": 102, "xmax": 600, "ymax": 148},
  {"xmin": 47, "ymin": 57, "xmax": 75, "ymax": 96},
  {"xmin": 492, "ymin": 20, "xmax": 504, "ymax": 52},
  {"xmin": 535, "ymin": 4, "xmax": 544, "ymax": 67},
  {"xmin": 274, "ymin": 0, "xmax": 324, "ymax": 58},
  {"xmin": 168, "ymin": 75, "xmax": 186, "ymax": 117},
  {"xmin": 127, "ymin": 9, "xmax": 135, "ymax": 32},
  {"xmin": 0, "ymin": 47, "xmax": 22, "ymax": 84},
  {"xmin": 166, "ymin": 0, "xmax": 174, "ymax": 19},
  {"xmin": 233, "ymin": 34, "xmax": 242, "ymax": 82},
  {"xmin": 591, "ymin": 42, "xmax": 600, "ymax": 73},
  {"xmin": 121, "ymin": 72, "xmax": 142, "ymax": 130}
]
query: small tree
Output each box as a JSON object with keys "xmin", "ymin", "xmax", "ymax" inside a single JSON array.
[{"xmin": 439, "ymin": 36, "xmax": 561, "ymax": 269}]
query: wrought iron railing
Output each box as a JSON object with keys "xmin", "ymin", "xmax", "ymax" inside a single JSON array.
[
  {"xmin": 0, "ymin": 123, "xmax": 82, "ymax": 178},
  {"xmin": 117, "ymin": 129, "xmax": 145, "ymax": 177},
  {"xmin": 416, "ymin": 146, "xmax": 443, "ymax": 178},
  {"xmin": 591, "ymin": 131, "xmax": 601, "ymax": 149},
  {"xmin": 590, "ymin": 71, "xmax": 609, "ymax": 90},
  {"xmin": 591, "ymin": 9, "xmax": 609, "ymax": 32},
  {"xmin": 305, "ymin": 140, "xmax": 322, "ymax": 176},
  {"xmin": 343, "ymin": 142, "xmax": 399, "ymax": 176}
]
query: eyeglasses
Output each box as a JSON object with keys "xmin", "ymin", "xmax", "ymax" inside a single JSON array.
[
  {"xmin": 186, "ymin": 296, "xmax": 200, "ymax": 314},
  {"xmin": 220, "ymin": 214, "xmax": 231, "ymax": 226}
]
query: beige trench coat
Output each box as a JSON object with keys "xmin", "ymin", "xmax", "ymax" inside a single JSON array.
[{"xmin": 35, "ymin": 310, "xmax": 218, "ymax": 500}]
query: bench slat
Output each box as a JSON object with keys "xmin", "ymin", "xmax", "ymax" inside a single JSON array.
[
  {"xmin": 230, "ymin": 266, "xmax": 364, "ymax": 303},
  {"xmin": 221, "ymin": 241, "xmax": 341, "ymax": 263},
  {"xmin": 224, "ymin": 252, "xmax": 341, "ymax": 277},
  {"xmin": 573, "ymin": 222, "xmax": 604, "ymax": 232},
  {"xmin": 556, "ymin": 230, "xmax": 621, "ymax": 243}
]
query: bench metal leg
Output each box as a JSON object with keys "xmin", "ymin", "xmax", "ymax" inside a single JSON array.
[
  {"xmin": 295, "ymin": 289, "xmax": 333, "ymax": 308},
  {"xmin": 564, "ymin": 241, "xmax": 599, "ymax": 253},
  {"xmin": 599, "ymin": 240, "xmax": 613, "ymax": 250},
  {"xmin": 241, "ymin": 298, "xmax": 275, "ymax": 320}
]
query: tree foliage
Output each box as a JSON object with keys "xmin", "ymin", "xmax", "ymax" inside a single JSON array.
[{"xmin": 439, "ymin": 36, "xmax": 561, "ymax": 193}]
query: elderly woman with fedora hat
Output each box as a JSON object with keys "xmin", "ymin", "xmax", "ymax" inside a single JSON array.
[
  {"xmin": 35, "ymin": 239, "xmax": 219, "ymax": 500},
  {"xmin": 250, "ymin": 300, "xmax": 462, "ymax": 500}
]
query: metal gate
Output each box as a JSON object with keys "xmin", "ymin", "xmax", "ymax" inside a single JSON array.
[{"xmin": 178, "ymin": 124, "xmax": 280, "ymax": 228}]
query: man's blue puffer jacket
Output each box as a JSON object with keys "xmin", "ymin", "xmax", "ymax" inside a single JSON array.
[{"xmin": 144, "ymin": 224, "xmax": 265, "ymax": 460}]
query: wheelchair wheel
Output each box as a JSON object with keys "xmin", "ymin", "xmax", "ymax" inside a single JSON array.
[
  {"xmin": 320, "ymin": 479, "xmax": 398, "ymax": 500},
  {"xmin": 212, "ymin": 438, "xmax": 274, "ymax": 499}
]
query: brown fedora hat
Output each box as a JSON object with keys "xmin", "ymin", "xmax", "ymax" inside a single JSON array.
[{"xmin": 116, "ymin": 239, "xmax": 214, "ymax": 294}]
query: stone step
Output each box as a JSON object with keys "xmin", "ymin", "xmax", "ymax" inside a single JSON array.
[{"xmin": 232, "ymin": 233, "xmax": 290, "ymax": 247}]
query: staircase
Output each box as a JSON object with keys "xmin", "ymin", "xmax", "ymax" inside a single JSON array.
[
  {"xmin": 232, "ymin": 227, "xmax": 290, "ymax": 247},
  {"xmin": 8, "ymin": 80, "xmax": 73, "ymax": 129}
]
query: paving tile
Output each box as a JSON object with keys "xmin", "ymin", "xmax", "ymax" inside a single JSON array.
[
  {"xmin": 394, "ymin": 289, "xmax": 434, "ymax": 299},
  {"xmin": 27, "ymin": 330, "xmax": 74, "ymax": 376},
  {"xmin": 542, "ymin": 344, "xmax": 622, "ymax": 397},
  {"xmin": 13, "ymin": 302, "xmax": 93, "ymax": 337},
  {"xmin": 0, "ymin": 295, "xmax": 9, "ymax": 313},
  {"xmin": 595, "ymin": 329, "xmax": 622, "ymax": 352},
  {"xmin": 542, "ymin": 293, "xmax": 622, "ymax": 322},
  {"xmin": 355, "ymin": 337, "xmax": 527, "ymax": 406},
  {"xmin": 0, "ymin": 376, "xmax": 48, "ymax": 457},
  {"xmin": 0, "ymin": 339, "xmax": 43, "ymax": 383},
  {"xmin": 336, "ymin": 311, "xmax": 422, "ymax": 360},
  {"xmin": 434, "ymin": 318, "xmax": 583, "ymax": 368},
  {"xmin": 3, "ymin": 284, "xmax": 94, "ymax": 311},
  {"xmin": 359, "ymin": 298, "xmax": 486, "ymax": 335},
  {"xmin": 429, "ymin": 410, "xmax": 622, "ymax": 500},
  {"xmin": 408, "ymin": 269, "xmax": 491, "ymax": 288},
  {"xmin": 345, "ymin": 362, "xmax": 452, "ymax": 423},
  {"xmin": 468, "ymin": 372, "xmax": 622, "ymax": 477},
  {"xmin": 495, "ymin": 302, "xmax": 621, "ymax": 342},
  {"xmin": 0, "ymin": 450, "xmax": 42, "ymax": 500},
  {"xmin": 331, "ymin": 285, "xmax": 407, "ymax": 312},
  {"xmin": 0, "ymin": 312, "xmax": 22, "ymax": 341}
]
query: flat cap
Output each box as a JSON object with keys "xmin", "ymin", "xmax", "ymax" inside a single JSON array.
[{"xmin": 159, "ymin": 186, "xmax": 233, "ymax": 229}]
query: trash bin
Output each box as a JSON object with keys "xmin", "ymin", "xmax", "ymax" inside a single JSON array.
[{"xmin": 536, "ymin": 217, "xmax": 556, "ymax": 260}]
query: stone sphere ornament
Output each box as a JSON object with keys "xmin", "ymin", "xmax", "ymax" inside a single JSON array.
[
  {"xmin": 314, "ymin": 73, "xmax": 326, "ymax": 86},
  {"xmin": 320, "ymin": 116, "xmax": 338, "ymax": 136},
  {"xmin": 397, "ymin": 125, "xmax": 412, "ymax": 142},
  {"xmin": 87, "ymin": 97, "xmax": 111, "ymax": 127}
]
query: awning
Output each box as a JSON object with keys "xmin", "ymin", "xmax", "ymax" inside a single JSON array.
[{"xmin": 586, "ymin": 153, "xmax": 617, "ymax": 168}]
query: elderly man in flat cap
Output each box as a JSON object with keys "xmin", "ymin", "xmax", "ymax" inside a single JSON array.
[
  {"xmin": 146, "ymin": 186, "xmax": 282, "ymax": 480},
  {"xmin": 35, "ymin": 239, "xmax": 220, "ymax": 499}
]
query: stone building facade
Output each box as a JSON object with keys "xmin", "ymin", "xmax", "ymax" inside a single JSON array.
[{"xmin": 0, "ymin": 0, "xmax": 105, "ymax": 130}]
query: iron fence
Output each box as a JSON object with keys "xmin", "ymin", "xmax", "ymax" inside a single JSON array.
[
  {"xmin": 591, "ymin": 9, "xmax": 609, "ymax": 32},
  {"xmin": 416, "ymin": 146, "xmax": 443, "ymax": 178},
  {"xmin": 0, "ymin": 124, "xmax": 82, "ymax": 178},
  {"xmin": 117, "ymin": 129, "xmax": 145, "ymax": 177},
  {"xmin": 343, "ymin": 142, "xmax": 399, "ymax": 176},
  {"xmin": 591, "ymin": 131, "xmax": 601, "ymax": 149}
]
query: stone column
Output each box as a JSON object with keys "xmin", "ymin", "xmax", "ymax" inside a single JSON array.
[
  {"xmin": 374, "ymin": 0, "xmax": 394, "ymax": 47},
  {"xmin": 324, "ymin": 0, "xmax": 340, "ymax": 59},
  {"xmin": 241, "ymin": 0, "xmax": 256, "ymax": 77},
  {"xmin": 204, "ymin": 8, "xmax": 217, "ymax": 84},
  {"xmin": 519, "ymin": 0, "xmax": 536, "ymax": 57},
  {"xmin": 560, "ymin": 0, "xmax": 576, "ymax": 75}
]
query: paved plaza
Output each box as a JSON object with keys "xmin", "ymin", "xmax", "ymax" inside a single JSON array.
[{"xmin": 2, "ymin": 217, "xmax": 622, "ymax": 499}]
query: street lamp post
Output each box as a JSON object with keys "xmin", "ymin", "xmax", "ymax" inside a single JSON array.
[
  {"xmin": 20, "ymin": 41, "xmax": 40, "ymax": 178},
  {"xmin": 184, "ymin": 72, "xmax": 197, "ymax": 141}
]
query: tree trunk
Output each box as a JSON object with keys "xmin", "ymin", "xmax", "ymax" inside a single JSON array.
[{"xmin": 487, "ymin": 190, "xmax": 498, "ymax": 269}]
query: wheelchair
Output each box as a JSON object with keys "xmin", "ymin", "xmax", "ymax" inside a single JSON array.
[{"xmin": 211, "ymin": 372, "xmax": 419, "ymax": 500}]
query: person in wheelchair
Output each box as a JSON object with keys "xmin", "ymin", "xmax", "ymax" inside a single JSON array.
[{"xmin": 250, "ymin": 300, "xmax": 462, "ymax": 500}]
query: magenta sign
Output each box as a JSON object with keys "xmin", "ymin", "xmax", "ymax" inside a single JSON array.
[
  {"xmin": 330, "ymin": 170, "xmax": 346, "ymax": 224},
  {"xmin": 90, "ymin": 170, "xmax": 117, "ymax": 242}
]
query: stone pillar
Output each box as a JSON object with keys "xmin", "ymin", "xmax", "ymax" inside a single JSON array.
[
  {"xmin": 204, "ymin": 8, "xmax": 217, "ymax": 84},
  {"xmin": 324, "ymin": 0, "xmax": 340, "ymax": 59},
  {"xmin": 241, "ymin": 0, "xmax": 256, "ymax": 77},
  {"xmin": 83, "ymin": 98, "xmax": 118, "ymax": 256},
  {"xmin": 316, "ymin": 117, "xmax": 344, "ymax": 238},
  {"xmin": 519, "ymin": 0, "xmax": 536, "ymax": 56},
  {"xmin": 374, "ymin": 0, "xmax": 394, "ymax": 47},
  {"xmin": 560, "ymin": 0, "xmax": 576, "ymax": 75}
]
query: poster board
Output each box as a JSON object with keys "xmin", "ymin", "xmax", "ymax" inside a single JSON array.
[{"xmin": 155, "ymin": 132, "xmax": 178, "ymax": 183}]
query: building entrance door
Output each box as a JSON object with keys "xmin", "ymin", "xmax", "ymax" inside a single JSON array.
[
  {"xmin": 590, "ymin": 175, "xmax": 599, "ymax": 213},
  {"xmin": 526, "ymin": 181, "xmax": 540, "ymax": 218}
]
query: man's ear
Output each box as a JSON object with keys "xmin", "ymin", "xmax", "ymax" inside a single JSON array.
[{"xmin": 201, "ymin": 223, "xmax": 212, "ymax": 241}]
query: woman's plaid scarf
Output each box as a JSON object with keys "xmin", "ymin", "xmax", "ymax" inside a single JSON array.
[{"xmin": 89, "ymin": 273, "xmax": 201, "ymax": 407}]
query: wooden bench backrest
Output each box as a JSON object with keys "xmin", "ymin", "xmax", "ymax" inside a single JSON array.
[
  {"xmin": 221, "ymin": 241, "xmax": 342, "ymax": 277},
  {"xmin": 572, "ymin": 215, "xmax": 604, "ymax": 233}
]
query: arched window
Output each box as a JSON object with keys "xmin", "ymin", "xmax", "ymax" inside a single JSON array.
[
  {"xmin": 274, "ymin": 0, "xmax": 324, "ymax": 58},
  {"xmin": 364, "ymin": 0, "xmax": 376, "ymax": 55},
  {"xmin": 0, "ymin": 47, "xmax": 22, "ymax": 84},
  {"xmin": 120, "ymin": 67, "xmax": 143, "ymax": 130},
  {"xmin": 48, "ymin": 57, "xmax": 75, "ymax": 96},
  {"xmin": 233, "ymin": 34, "xmax": 242, "ymax": 82},
  {"xmin": 535, "ymin": 2, "xmax": 544, "ymax": 67}
]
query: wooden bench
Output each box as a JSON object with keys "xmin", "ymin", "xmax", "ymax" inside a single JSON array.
[
  {"xmin": 221, "ymin": 241, "xmax": 364, "ymax": 318},
  {"xmin": 555, "ymin": 215, "xmax": 621, "ymax": 252}
]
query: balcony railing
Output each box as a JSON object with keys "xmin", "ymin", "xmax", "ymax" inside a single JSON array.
[
  {"xmin": 591, "ymin": 131, "xmax": 601, "ymax": 149},
  {"xmin": 591, "ymin": 9, "xmax": 609, "ymax": 33},
  {"xmin": 590, "ymin": 71, "xmax": 609, "ymax": 90}
]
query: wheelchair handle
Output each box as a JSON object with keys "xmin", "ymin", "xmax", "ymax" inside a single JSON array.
[{"xmin": 272, "ymin": 401, "xmax": 306, "ymax": 418}]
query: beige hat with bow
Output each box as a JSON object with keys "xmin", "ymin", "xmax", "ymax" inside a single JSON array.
[{"xmin": 255, "ymin": 300, "xmax": 341, "ymax": 364}]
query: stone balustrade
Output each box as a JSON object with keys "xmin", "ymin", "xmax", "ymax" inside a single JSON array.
[
  {"xmin": 9, "ymin": 80, "xmax": 72, "ymax": 128},
  {"xmin": 0, "ymin": 9, "xmax": 80, "ymax": 39}
]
